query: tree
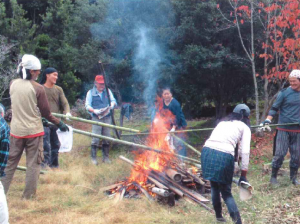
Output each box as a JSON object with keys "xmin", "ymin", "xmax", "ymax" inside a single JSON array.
[
  {"xmin": 171, "ymin": 0, "xmax": 253, "ymax": 118},
  {"xmin": 217, "ymin": 0, "xmax": 264, "ymax": 124},
  {"xmin": 260, "ymin": 0, "xmax": 300, "ymax": 116},
  {"xmin": 0, "ymin": 35, "xmax": 17, "ymax": 101}
]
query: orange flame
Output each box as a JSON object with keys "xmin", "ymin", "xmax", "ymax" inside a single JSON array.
[{"xmin": 128, "ymin": 97, "xmax": 177, "ymax": 185}]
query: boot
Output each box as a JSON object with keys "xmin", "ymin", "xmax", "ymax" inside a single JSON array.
[
  {"xmin": 290, "ymin": 168, "xmax": 300, "ymax": 185},
  {"xmin": 91, "ymin": 145, "xmax": 98, "ymax": 165},
  {"xmin": 102, "ymin": 144, "xmax": 111, "ymax": 164},
  {"xmin": 270, "ymin": 167, "xmax": 279, "ymax": 185}
]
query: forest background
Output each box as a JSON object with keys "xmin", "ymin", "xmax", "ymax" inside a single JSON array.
[{"xmin": 1, "ymin": 0, "xmax": 300, "ymax": 123}]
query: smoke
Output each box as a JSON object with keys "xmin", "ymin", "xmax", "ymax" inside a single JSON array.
[
  {"xmin": 90, "ymin": 0, "xmax": 175, "ymax": 110},
  {"xmin": 133, "ymin": 26, "xmax": 163, "ymax": 110}
]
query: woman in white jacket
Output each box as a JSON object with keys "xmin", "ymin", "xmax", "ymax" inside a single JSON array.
[{"xmin": 201, "ymin": 104, "xmax": 251, "ymax": 224}]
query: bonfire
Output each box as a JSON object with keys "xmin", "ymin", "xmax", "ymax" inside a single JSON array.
[{"xmin": 101, "ymin": 98, "xmax": 212, "ymax": 211}]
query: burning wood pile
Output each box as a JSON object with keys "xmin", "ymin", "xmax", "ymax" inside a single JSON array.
[{"xmin": 100, "ymin": 103, "xmax": 213, "ymax": 212}]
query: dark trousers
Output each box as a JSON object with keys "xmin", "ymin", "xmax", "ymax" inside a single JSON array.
[
  {"xmin": 211, "ymin": 181, "xmax": 242, "ymax": 224},
  {"xmin": 272, "ymin": 130, "xmax": 300, "ymax": 169},
  {"xmin": 42, "ymin": 126, "xmax": 61, "ymax": 168}
]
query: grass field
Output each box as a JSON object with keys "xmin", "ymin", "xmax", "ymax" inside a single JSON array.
[{"xmin": 5, "ymin": 108, "xmax": 300, "ymax": 224}]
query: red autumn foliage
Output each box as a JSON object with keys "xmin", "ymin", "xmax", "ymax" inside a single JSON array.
[{"xmin": 260, "ymin": 0, "xmax": 300, "ymax": 81}]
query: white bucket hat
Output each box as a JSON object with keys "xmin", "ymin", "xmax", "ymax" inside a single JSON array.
[
  {"xmin": 289, "ymin": 70, "xmax": 300, "ymax": 79},
  {"xmin": 16, "ymin": 54, "xmax": 41, "ymax": 79}
]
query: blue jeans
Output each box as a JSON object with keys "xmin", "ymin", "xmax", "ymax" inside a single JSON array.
[
  {"xmin": 42, "ymin": 126, "xmax": 61, "ymax": 168},
  {"xmin": 210, "ymin": 181, "xmax": 242, "ymax": 224}
]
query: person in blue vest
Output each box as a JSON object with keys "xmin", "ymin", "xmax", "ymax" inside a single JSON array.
[{"xmin": 85, "ymin": 75, "xmax": 117, "ymax": 164}]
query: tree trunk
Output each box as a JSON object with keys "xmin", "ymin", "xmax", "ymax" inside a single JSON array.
[
  {"xmin": 215, "ymin": 100, "xmax": 228, "ymax": 120},
  {"xmin": 250, "ymin": 1, "xmax": 260, "ymax": 125}
]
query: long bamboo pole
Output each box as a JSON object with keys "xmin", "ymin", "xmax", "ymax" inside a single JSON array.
[
  {"xmin": 17, "ymin": 166, "xmax": 46, "ymax": 174},
  {"xmin": 52, "ymin": 113, "xmax": 140, "ymax": 133},
  {"xmin": 171, "ymin": 134, "xmax": 201, "ymax": 156},
  {"xmin": 121, "ymin": 122, "xmax": 300, "ymax": 136},
  {"xmin": 73, "ymin": 128, "xmax": 200, "ymax": 163}
]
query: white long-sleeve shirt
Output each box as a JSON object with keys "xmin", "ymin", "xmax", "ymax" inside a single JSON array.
[{"xmin": 204, "ymin": 120, "xmax": 251, "ymax": 170}]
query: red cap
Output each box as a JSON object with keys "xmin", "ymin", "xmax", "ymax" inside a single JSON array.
[{"xmin": 95, "ymin": 75, "xmax": 105, "ymax": 84}]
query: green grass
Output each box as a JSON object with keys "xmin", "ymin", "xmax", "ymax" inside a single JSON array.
[{"xmin": 6, "ymin": 109, "xmax": 300, "ymax": 224}]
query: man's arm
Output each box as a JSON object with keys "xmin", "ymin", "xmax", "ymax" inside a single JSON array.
[
  {"xmin": 58, "ymin": 86, "xmax": 70, "ymax": 114},
  {"xmin": 266, "ymin": 91, "xmax": 285, "ymax": 122},
  {"xmin": 108, "ymin": 89, "xmax": 117, "ymax": 108},
  {"xmin": 85, "ymin": 90, "xmax": 95, "ymax": 113}
]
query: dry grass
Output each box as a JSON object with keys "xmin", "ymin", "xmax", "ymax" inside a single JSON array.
[{"xmin": 6, "ymin": 117, "xmax": 300, "ymax": 224}]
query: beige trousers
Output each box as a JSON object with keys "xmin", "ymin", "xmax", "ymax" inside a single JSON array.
[{"xmin": 1, "ymin": 136, "xmax": 43, "ymax": 199}]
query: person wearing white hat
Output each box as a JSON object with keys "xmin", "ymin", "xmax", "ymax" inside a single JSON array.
[
  {"xmin": 1, "ymin": 54, "xmax": 69, "ymax": 199},
  {"xmin": 261, "ymin": 69, "xmax": 300, "ymax": 185}
]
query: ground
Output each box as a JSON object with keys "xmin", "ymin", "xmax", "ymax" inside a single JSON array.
[{"xmin": 6, "ymin": 106, "xmax": 300, "ymax": 224}]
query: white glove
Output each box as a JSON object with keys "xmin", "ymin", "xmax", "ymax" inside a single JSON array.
[
  {"xmin": 258, "ymin": 122, "xmax": 271, "ymax": 132},
  {"xmin": 170, "ymin": 127, "xmax": 176, "ymax": 133},
  {"xmin": 93, "ymin": 109, "xmax": 102, "ymax": 115},
  {"xmin": 66, "ymin": 112, "xmax": 72, "ymax": 121}
]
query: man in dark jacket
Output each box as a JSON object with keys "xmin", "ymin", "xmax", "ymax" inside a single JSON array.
[{"xmin": 262, "ymin": 70, "xmax": 300, "ymax": 185}]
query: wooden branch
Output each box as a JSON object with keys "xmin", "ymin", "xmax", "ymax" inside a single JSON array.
[
  {"xmin": 132, "ymin": 182, "xmax": 153, "ymax": 201},
  {"xmin": 148, "ymin": 176, "xmax": 168, "ymax": 189},
  {"xmin": 162, "ymin": 173, "xmax": 209, "ymax": 203},
  {"xmin": 99, "ymin": 182, "xmax": 124, "ymax": 192}
]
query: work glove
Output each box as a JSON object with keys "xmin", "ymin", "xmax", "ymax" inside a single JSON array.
[
  {"xmin": 258, "ymin": 119, "xmax": 271, "ymax": 132},
  {"xmin": 57, "ymin": 120, "xmax": 69, "ymax": 132},
  {"xmin": 42, "ymin": 118, "xmax": 50, "ymax": 127},
  {"xmin": 262, "ymin": 119, "xmax": 271, "ymax": 126},
  {"xmin": 93, "ymin": 109, "xmax": 102, "ymax": 115},
  {"xmin": 239, "ymin": 170, "xmax": 248, "ymax": 184},
  {"xmin": 239, "ymin": 176, "xmax": 248, "ymax": 184},
  {"xmin": 170, "ymin": 127, "xmax": 176, "ymax": 133},
  {"xmin": 66, "ymin": 112, "xmax": 72, "ymax": 121}
]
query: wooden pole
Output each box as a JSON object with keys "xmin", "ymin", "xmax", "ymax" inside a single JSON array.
[
  {"xmin": 171, "ymin": 133, "xmax": 201, "ymax": 156},
  {"xmin": 72, "ymin": 129, "xmax": 200, "ymax": 163},
  {"xmin": 17, "ymin": 166, "xmax": 46, "ymax": 174},
  {"xmin": 98, "ymin": 61, "xmax": 121, "ymax": 139},
  {"xmin": 52, "ymin": 113, "xmax": 140, "ymax": 133}
]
